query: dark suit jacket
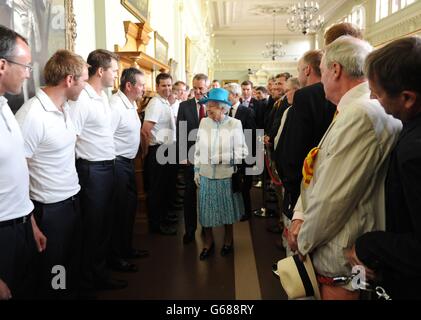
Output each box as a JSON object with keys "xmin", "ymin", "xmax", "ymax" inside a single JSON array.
[
  {"xmin": 233, "ymin": 105, "xmax": 257, "ymax": 162},
  {"xmin": 176, "ymin": 98, "xmax": 200, "ymax": 164},
  {"xmin": 355, "ymin": 114, "xmax": 421, "ymax": 299},
  {"xmin": 252, "ymin": 98, "xmax": 268, "ymax": 129},
  {"xmin": 268, "ymin": 96, "xmax": 290, "ymax": 144},
  {"xmin": 264, "ymin": 96, "xmax": 277, "ymax": 133},
  {"xmin": 274, "ymin": 82, "xmax": 336, "ymax": 217}
]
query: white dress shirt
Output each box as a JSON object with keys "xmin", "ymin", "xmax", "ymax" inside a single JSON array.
[
  {"xmin": 293, "ymin": 82, "xmax": 402, "ymax": 280},
  {"xmin": 110, "ymin": 90, "xmax": 141, "ymax": 159},
  {"xmin": 230, "ymin": 101, "xmax": 240, "ymax": 118},
  {"xmin": 68, "ymin": 83, "xmax": 115, "ymax": 161},
  {"xmin": 144, "ymin": 95, "xmax": 174, "ymax": 145},
  {"xmin": 0, "ymin": 97, "xmax": 34, "ymax": 221},
  {"xmin": 16, "ymin": 89, "xmax": 80, "ymax": 204},
  {"xmin": 274, "ymin": 106, "xmax": 292, "ymax": 149},
  {"xmin": 170, "ymin": 99, "xmax": 180, "ymax": 142}
]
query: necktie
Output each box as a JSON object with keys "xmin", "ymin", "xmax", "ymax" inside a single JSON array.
[
  {"xmin": 199, "ymin": 104, "xmax": 205, "ymax": 122},
  {"xmin": 229, "ymin": 108, "xmax": 233, "ymax": 117}
]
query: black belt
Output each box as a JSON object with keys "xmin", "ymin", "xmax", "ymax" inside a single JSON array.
[
  {"xmin": 33, "ymin": 194, "xmax": 79, "ymax": 207},
  {"xmin": 116, "ymin": 155, "xmax": 134, "ymax": 163},
  {"xmin": 77, "ymin": 158, "xmax": 115, "ymax": 166},
  {"xmin": 0, "ymin": 213, "xmax": 32, "ymax": 228}
]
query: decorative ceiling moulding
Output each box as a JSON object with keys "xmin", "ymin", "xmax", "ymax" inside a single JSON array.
[
  {"xmin": 249, "ymin": 4, "xmax": 289, "ymax": 16},
  {"xmin": 365, "ymin": 1, "xmax": 421, "ymax": 47},
  {"xmin": 366, "ymin": 13, "xmax": 421, "ymax": 47}
]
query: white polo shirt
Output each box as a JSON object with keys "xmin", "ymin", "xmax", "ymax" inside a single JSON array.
[
  {"xmin": 144, "ymin": 95, "xmax": 174, "ymax": 145},
  {"xmin": 0, "ymin": 96, "xmax": 34, "ymax": 222},
  {"xmin": 15, "ymin": 89, "xmax": 80, "ymax": 204},
  {"xmin": 110, "ymin": 90, "xmax": 141, "ymax": 159},
  {"xmin": 68, "ymin": 83, "xmax": 115, "ymax": 161}
]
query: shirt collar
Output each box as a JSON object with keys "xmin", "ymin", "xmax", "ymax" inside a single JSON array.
[
  {"xmin": 156, "ymin": 95, "xmax": 170, "ymax": 105},
  {"xmin": 36, "ymin": 88, "xmax": 63, "ymax": 113},
  {"xmin": 0, "ymin": 96, "xmax": 8, "ymax": 110},
  {"xmin": 84, "ymin": 83, "xmax": 104, "ymax": 100},
  {"xmin": 337, "ymin": 82, "xmax": 369, "ymax": 113},
  {"xmin": 117, "ymin": 90, "xmax": 136, "ymax": 110},
  {"xmin": 232, "ymin": 101, "xmax": 240, "ymax": 110}
]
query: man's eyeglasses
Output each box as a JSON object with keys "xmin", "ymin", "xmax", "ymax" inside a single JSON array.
[{"xmin": 1, "ymin": 57, "xmax": 33, "ymax": 72}]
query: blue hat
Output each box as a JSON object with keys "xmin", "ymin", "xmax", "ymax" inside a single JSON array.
[{"xmin": 199, "ymin": 88, "xmax": 232, "ymax": 106}]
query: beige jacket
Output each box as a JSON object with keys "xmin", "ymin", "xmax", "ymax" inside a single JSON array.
[{"xmin": 295, "ymin": 82, "xmax": 402, "ymax": 281}]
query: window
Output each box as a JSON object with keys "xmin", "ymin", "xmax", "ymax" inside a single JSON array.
[
  {"xmin": 345, "ymin": 5, "xmax": 366, "ymax": 30},
  {"xmin": 376, "ymin": 0, "xmax": 417, "ymax": 21}
]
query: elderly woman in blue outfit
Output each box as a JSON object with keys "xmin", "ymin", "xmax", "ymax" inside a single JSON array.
[{"xmin": 194, "ymin": 88, "xmax": 248, "ymax": 260}]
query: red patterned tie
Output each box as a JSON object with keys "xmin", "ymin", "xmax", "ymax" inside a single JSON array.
[{"xmin": 199, "ymin": 104, "xmax": 205, "ymax": 122}]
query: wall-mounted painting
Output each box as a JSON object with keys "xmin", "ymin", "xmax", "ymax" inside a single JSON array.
[
  {"xmin": 222, "ymin": 80, "xmax": 239, "ymax": 86},
  {"xmin": 168, "ymin": 58, "xmax": 178, "ymax": 80},
  {"xmin": 154, "ymin": 31, "xmax": 168, "ymax": 65},
  {"xmin": 0, "ymin": 0, "xmax": 76, "ymax": 113},
  {"xmin": 121, "ymin": 0, "xmax": 149, "ymax": 24}
]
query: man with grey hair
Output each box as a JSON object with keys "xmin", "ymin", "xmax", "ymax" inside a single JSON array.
[{"xmin": 288, "ymin": 36, "xmax": 402, "ymax": 299}]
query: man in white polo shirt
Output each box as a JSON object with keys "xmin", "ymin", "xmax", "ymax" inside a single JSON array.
[
  {"xmin": 141, "ymin": 73, "xmax": 176, "ymax": 235},
  {"xmin": 108, "ymin": 67, "xmax": 149, "ymax": 273},
  {"xmin": 0, "ymin": 25, "xmax": 44, "ymax": 300},
  {"xmin": 69, "ymin": 49, "xmax": 126, "ymax": 293},
  {"xmin": 15, "ymin": 49, "xmax": 88, "ymax": 299}
]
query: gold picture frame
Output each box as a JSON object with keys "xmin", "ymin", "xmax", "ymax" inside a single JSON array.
[
  {"xmin": 121, "ymin": 0, "xmax": 149, "ymax": 24},
  {"xmin": 185, "ymin": 36, "xmax": 191, "ymax": 72},
  {"xmin": 222, "ymin": 80, "xmax": 239, "ymax": 86},
  {"xmin": 0, "ymin": 0, "xmax": 76, "ymax": 112},
  {"xmin": 154, "ymin": 31, "xmax": 168, "ymax": 65}
]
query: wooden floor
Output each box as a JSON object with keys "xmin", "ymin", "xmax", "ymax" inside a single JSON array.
[{"xmin": 97, "ymin": 185, "xmax": 288, "ymax": 300}]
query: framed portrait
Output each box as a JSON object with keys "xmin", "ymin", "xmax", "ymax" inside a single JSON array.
[
  {"xmin": 121, "ymin": 0, "xmax": 149, "ymax": 24},
  {"xmin": 168, "ymin": 58, "xmax": 178, "ymax": 80},
  {"xmin": 154, "ymin": 31, "xmax": 168, "ymax": 65},
  {"xmin": 222, "ymin": 80, "xmax": 239, "ymax": 86},
  {"xmin": 0, "ymin": 0, "xmax": 76, "ymax": 113}
]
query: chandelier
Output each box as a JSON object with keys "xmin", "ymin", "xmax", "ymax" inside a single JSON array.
[
  {"xmin": 287, "ymin": 1, "xmax": 324, "ymax": 35},
  {"xmin": 262, "ymin": 9, "xmax": 286, "ymax": 61}
]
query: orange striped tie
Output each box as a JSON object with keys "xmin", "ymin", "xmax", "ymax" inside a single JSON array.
[{"xmin": 302, "ymin": 147, "xmax": 320, "ymax": 187}]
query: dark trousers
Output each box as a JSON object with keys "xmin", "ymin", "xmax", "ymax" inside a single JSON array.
[
  {"xmin": 32, "ymin": 195, "xmax": 81, "ymax": 299},
  {"xmin": 0, "ymin": 215, "xmax": 37, "ymax": 299},
  {"xmin": 143, "ymin": 145, "xmax": 170, "ymax": 230},
  {"xmin": 110, "ymin": 157, "xmax": 137, "ymax": 262},
  {"xmin": 167, "ymin": 163, "xmax": 180, "ymax": 213},
  {"xmin": 76, "ymin": 159, "xmax": 115, "ymax": 290},
  {"xmin": 182, "ymin": 164, "xmax": 197, "ymax": 234},
  {"xmin": 241, "ymin": 174, "xmax": 253, "ymax": 216}
]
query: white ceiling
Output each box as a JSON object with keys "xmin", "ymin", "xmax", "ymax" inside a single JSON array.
[{"xmin": 207, "ymin": 0, "xmax": 349, "ymax": 37}]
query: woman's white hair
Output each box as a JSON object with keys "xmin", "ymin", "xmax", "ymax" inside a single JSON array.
[
  {"xmin": 225, "ymin": 82, "xmax": 242, "ymax": 96},
  {"xmin": 207, "ymin": 100, "xmax": 231, "ymax": 113},
  {"xmin": 323, "ymin": 35, "xmax": 373, "ymax": 79}
]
